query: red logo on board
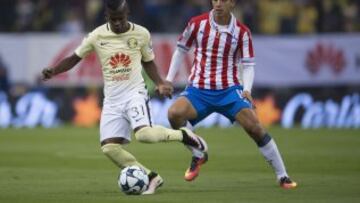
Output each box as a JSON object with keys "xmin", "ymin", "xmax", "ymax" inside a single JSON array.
[{"xmin": 306, "ymin": 43, "xmax": 346, "ymax": 75}]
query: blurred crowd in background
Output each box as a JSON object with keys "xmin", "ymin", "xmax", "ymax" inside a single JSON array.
[{"xmin": 0, "ymin": 0, "xmax": 359, "ymax": 35}]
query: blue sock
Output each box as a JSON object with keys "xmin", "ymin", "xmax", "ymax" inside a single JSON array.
[{"xmin": 256, "ymin": 133, "xmax": 272, "ymax": 147}]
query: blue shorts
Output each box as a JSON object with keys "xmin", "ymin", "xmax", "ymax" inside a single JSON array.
[{"xmin": 180, "ymin": 85, "xmax": 252, "ymax": 125}]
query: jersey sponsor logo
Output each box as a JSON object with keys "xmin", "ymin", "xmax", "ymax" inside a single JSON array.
[
  {"xmin": 111, "ymin": 74, "xmax": 130, "ymax": 81},
  {"xmin": 109, "ymin": 68, "xmax": 131, "ymax": 74},
  {"xmin": 109, "ymin": 53, "xmax": 131, "ymax": 69},
  {"xmin": 127, "ymin": 38, "xmax": 138, "ymax": 49}
]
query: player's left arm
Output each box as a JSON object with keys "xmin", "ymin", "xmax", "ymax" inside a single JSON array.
[
  {"xmin": 240, "ymin": 27, "xmax": 255, "ymax": 106},
  {"xmin": 142, "ymin": 61, "xmax": 173, "ymax": 98},
  {"xmin": 242, "ymin": 64, "xmax": 255, "ymax": 106}
]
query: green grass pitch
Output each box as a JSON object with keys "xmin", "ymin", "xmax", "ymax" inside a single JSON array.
[{"xmin": 1, "ymin": 127, "xmax": 359, "ymax": 203}]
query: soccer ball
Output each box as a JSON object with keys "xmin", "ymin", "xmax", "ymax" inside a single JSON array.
[{"xmin": 118, "ymin": 165, "xmax": 149, "ymax": 195}]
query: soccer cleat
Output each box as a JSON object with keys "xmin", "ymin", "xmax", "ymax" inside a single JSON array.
[
  {"xmin": 184, "ymin": 152, "xmax": 208, "ymax": 181},
  {"xmin": 180, "ymin": 127, "xmax": 208, "ymax": 153},
  {"xmin": 142, "ymin": 172, "xmax": 164, "ymax": 195},
  {"xmin": 279, "ymin": 176, "xmax": 297, "ymax": 189}
]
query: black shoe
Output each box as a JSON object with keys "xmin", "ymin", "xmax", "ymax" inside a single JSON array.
[{"xmin": 180, "ymin": 127, "xmax": 208, "ymax": 152}]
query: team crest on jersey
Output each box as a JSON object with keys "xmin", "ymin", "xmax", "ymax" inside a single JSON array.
[
  {"xmin": 109, "ymin": 53, "xmax": 131, "ymax": 68},
  {"xmin": 127, "ymin": 38, "xmax": 138, "ymax": 49}
]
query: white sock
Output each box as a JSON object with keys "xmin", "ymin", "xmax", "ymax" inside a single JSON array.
[
  {"xmin": 187, "ymin": 146, "xmax": 205, "ymax": 158},
  {"xmin": 184, "ymin": 122, "xmax": 205, "ymax": 158},
  {"xmin": 259, "ymin": 138, "xmax": 288, "ymax": 180}
]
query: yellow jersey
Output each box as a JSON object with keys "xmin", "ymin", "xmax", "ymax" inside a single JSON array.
[{"xmin": 75, "ymin": 22, "xmax": 154, "ymax": 104}]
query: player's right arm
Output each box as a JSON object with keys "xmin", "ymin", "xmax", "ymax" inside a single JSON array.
[
  {"xmin": 166, "ymin": 48, "xmax": 186, "ymax": 83},
  {"xmin": 42, "ymin": 31, "xmax": 95, "ymax": 81},
  {"xmin": 166, "ymin": 20, "xmax": 197, "ymax": 83},
  {"xmin": 42, "ymin": 54, "xmax": 81, "ymax": 81}
]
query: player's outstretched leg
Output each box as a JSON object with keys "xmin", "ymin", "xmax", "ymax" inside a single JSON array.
[
  {"xmin": 180, "ymin": 127, "xmax": 208, "ymax": 181},
  {"xmin": 134, "ymin": 125, "xmax": 208, "ymax": 181},
  {"xmin": 134, "ymin": 125, "xmax": 207, "ymax": 148},
  {"xmin": 142, "ymin": 171, "xmax": 164, "ymax": 195},
  {"xmin": 134, "ymin": 125, "xmax": 208, "ymax": 153}
]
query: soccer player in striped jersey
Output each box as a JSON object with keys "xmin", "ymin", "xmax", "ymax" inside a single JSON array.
[
  {"xmin": 166, "ymin": 0, "xmax": 297, "ymax": 189},
  {"xmin": 41, "ymin": 0, "xmax": 208, "ymax": 195}
]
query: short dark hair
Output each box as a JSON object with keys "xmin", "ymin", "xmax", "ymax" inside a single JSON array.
[{"xmin": 105, "ymin": 0, "xmax": 127, "ymax": 11}]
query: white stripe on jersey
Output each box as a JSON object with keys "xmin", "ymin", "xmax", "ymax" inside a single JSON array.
[
  {"xmin": 243, "ymin": 32, "xmax": 250, "ymax": 59},
  {"xmin": 190, "ymin": 20, "xmax": 207, "ymax": 89},
  {"xmin": 228, "ymin": 25, "xmax": 241, "ymax": 87},
  {"xmin": 215, "ymin": 33, "xmax": 227, "ymax": 90},
  {"xmin": 203, "ymin": 26, "xmax": 218, "ymax": 89}
]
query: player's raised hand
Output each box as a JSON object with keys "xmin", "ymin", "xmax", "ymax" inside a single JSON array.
[
  {"xmin": 41, "ymin": 68, "xmax": 55, "ymax": 81},
  {"xmin": 156, "ymin": 81, "xmax": 174, "ymax": 99},
  {"xmin": 242, "ymin": 90, "xmax": 256, "ymax": 108}
]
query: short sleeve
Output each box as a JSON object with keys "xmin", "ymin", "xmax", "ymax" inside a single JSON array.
[
  {"xmin": 75, "ymin": 32, "xmax": 95, "ymax": 58},
  {"xmin": 141, "ymin": 30, "xmax": 155, "ymax": 62},
  {"xmin": 177, "ymin": 21, "xmax": 198, "ymax": 52},
  {"xmin": 240, "ymin": 28, "xmax": 255, "ymax": 65}
]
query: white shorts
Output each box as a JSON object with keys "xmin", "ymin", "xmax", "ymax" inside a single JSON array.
[{"xmin": 100, "ymin": 94, "xmax": 153, "ymax": 142}]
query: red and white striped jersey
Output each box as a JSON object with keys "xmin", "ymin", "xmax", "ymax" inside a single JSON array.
[{"xmin": 178, "ymin": 10, "xmax": 255, "ymax": 90}]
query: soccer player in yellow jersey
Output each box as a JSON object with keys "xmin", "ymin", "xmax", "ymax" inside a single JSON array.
[{"xmin": 41, "ymin": 0, "xmax": 207, "ymax": 195}]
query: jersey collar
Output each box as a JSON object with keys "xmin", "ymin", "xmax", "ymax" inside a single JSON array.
[
  {"xmin": 209, "ymin": 10, "xmax": 236, "ymax": 36},
  {"xmin": 106, "ymin": 22, "xmax": 135, "ymax": 35}
]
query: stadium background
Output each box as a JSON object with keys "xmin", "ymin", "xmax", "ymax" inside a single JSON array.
[{"xmin": 0, "ymin": 1, "xmax": 360, "ymax": 203}]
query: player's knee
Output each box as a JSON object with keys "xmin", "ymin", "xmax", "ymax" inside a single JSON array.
[
  {"xmin": 168, "ymin": 107, "xmax": 186, "ymax": 129},
  {"xmin": 168, "ymin": 105, "xmax": 183, "ymax": 120},
  {"xmin": 134, "ymin": 126, "xmax": 157, "ymax": 143}
]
